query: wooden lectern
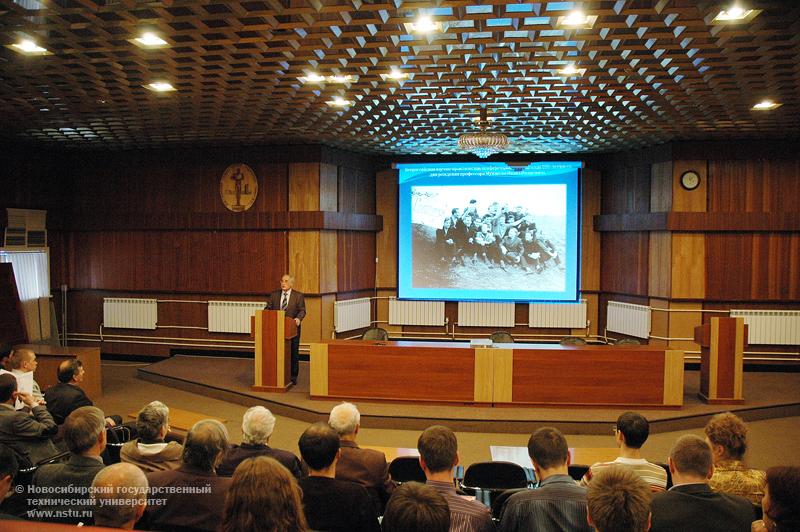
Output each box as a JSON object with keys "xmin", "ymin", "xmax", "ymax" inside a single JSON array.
[
  {"xmin": 694, "ymin": 317, "xmax": 747, "ymax": 404},
  {"xmin": 251, "ymin": 310, "xmax": 297, "ymax": 392}
]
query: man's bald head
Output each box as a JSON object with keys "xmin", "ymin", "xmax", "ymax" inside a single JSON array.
[{"xmin": 92, "ymin": 463, "xmax": 148, "ymax": 529}]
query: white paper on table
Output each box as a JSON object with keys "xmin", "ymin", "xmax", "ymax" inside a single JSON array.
[{"xmin": 0, "ymin": 369, "xmax": 33, "ymax": 409}]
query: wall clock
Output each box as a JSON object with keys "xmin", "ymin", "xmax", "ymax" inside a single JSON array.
[{"xmin": 680, "ymin": 170, "xmax": 701, "ymax": 191}]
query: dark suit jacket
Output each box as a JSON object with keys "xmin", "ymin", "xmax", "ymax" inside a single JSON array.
[
  {"xmin": 0, "ymin": 403, "xmax": 59, "ymax": 465},
  {"xmin": 143, "ymin": 464, "xmax": 232, "ymax": 532},
  {"xmin": 33, "ymin": 453, "xmax": 106, "ymax": 524},
  {"xmin": 44, "ymin": 383, "xmax": 93, "ymax": 425},
  {"xmin": 335, "ymin": 440, "xmax": 395, "ymax": 514},
  {"xmin": 299, "ymin": 475, "xmax": 381, "ymax": 532},
  {"xmin": 266, "ymin": 289, "xmax": 306, "ymax": 321},
  {"xmin": 650, "ymin": 482, "xmax": 756, "ymax": 532},
  {"xmin": 216, "ymin": 442, "xmax": 305, "ymax": 478}
]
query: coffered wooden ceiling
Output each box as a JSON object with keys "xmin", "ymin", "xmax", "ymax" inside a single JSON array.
[{"xmin": 0, "ymin": 0, "xmax": 798, "ymax": 154}]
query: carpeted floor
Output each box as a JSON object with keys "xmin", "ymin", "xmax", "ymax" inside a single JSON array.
[{"xmin": 95, "ymin": 360, "xmax": 800, "ymax": 471}]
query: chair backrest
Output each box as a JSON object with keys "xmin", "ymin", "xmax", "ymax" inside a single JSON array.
[
  {"xmin": 462, "ymin": 461, "xmax": 529, "ymax": 490},
  {"xmin": 388, "ymin": 456, "xmax": 426, "ymax": 484},
  {"xmin": 361, "ymin": 327, "xmax": 389, "ymax": 341},
  {"xmin": 560, "ymin": 336, "xmax": 587, "ymax": 345},
  {"xmin": 615, "ymin": 338, "xmax": 642, "ymax": 346},
  {"xmin": 568, "ymin": 464, "xmax": 590, "ymax": 481},
  {"xmin": 490, "ymin": 331, "xmax": 514, "ymax": 343},
  {"xmin": 655, "ymin": 462, "xmax": 673, "ymax": 490},
  {"xmin": 491, "ymin": 487, "xmax": 530, "ymax": 520}
]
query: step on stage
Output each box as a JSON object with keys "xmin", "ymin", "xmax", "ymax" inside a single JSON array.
[{"xmin": 138, "ymin": 355, "xmax": 800, "ymax": 435}]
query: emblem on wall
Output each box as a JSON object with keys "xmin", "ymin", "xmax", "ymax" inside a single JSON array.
[{"xmin": 220, "ymin": 163, "xmax": 258, "ymax": 212}]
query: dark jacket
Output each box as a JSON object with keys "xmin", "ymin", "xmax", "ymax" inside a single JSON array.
[
  {"xmin": 335, "ymin": 440, "xmax": 395, "ymax": 514},
  {"xmin": 44, "ymin": 382, "xmax": 93, "ymax": 425},
  {"xmin": 650, "ymin": 482, "xmax": 756, "ymax": 532},
  {"xmin": 266, "ymin": 289, "xmax": 306, "ymax": 321},
  {"xmin": 32, "ymin": 453, "xmax": 105, "ymax": 524},
  {"xmin": 217, "ymin": 442, "xmax": 304, "ymax": 478},
  {"xmin": 299, "ymin": 475, "xmax": 381, "ymax": 532},
  {"xmin": 0, "ymin": 403, "xmax": 59, "ymax": 465}
]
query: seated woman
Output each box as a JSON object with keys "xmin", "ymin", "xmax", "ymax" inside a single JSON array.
[
  {"xmin": 704, "ymin": 412, "xmax": 766, "ymax": 507},
  {"xmin": 753, "ymin": 466, "xmax": 800, "ymax": 532}
]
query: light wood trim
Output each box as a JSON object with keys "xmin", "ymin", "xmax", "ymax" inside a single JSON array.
[
  {"xmin": 473, "ymin": 347, "xmax": 494, "ymax": 403},
  {"xmin": 672, "ymin": 159, "xmax": 708, "ymax": 213},
  {"xmin": 709, "ymin": 318, "xmax": 719, "ymax": 399},
  {"xmin": 648, "ymin": 231, "xmax": 671, "ymax": 298},
  {"xmin": 276, "ymin": 311, "xmax": 286, "ymax": 387},
  {"xmin": 492, "ymin": 348, "xmax": 514, "ymax": 403},
  {"xmin": 671, "ymin": 233, "xmax": 705, "ymax": 299},
  {"xmin": 648, "ymin": 298, "xmax": 669, "ymax": 347},
  {"xmin": 289, "ymin": 162, "xmax": 321, "ymax": 211},
  {"xmin": 662, "ymin": 349, "xmax": 685, "ymax": 406},
  {"xmin": 289, "ymin": 231, "xmax": 320, "ymax": 293},
  {"xmin": 733, "ymin": 318, "xmax": 745, "ymax": 400},
  {"xmin": 254, "ymin": 315, "xmax": 264, "ymax": 387},
  {"xmin": 375, "ymin": 169, "xmax": 398, "ymax": 289},
  {"xmin": 668, "ymin": 301, "xmax": 703, "ymax": 352},
  {"xmin": 310, "ymin": 342, "xmax": 329, "ymax": 396},
  {"xmin": 319, "ymin": 230, "xmax": 338, "ymax": 294}
]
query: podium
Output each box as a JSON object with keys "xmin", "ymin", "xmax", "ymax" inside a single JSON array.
[
  {"xmin": 694, "ymin": 317, "xmax": 747, "ymax": 404},
  {"xmin": 251, "ymin": 310, "xmax": 297, "ymax": 392}
]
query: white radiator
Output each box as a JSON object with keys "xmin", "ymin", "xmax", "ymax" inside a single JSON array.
[
  {"xmin": 607, "ymin": 301, "xmax": 650, "ymax": 339},
  {"xmin": 528, "ymin": 300, "xmax": 587, "ymax": 328},
  {"xmin": 458, "ymin": 301, "xmax": 515, "ymax": 327},
  {"xmin": 208, "ymin": 301, "xmax": 266, "ymax": 334},
  {"xmin": 389, "ymin": 298, "xmax": 445, "ymax": 326},
  {"xmin": 730, "ymin": 310, "xmax": 800, "ymax": 345},
  {"xmin": 334, "ymin": 298, "xmax": 371, "ymax": 333},
  {"xmin": 103, "ymin": 298, "xmax": 157, "ymax": 330}
]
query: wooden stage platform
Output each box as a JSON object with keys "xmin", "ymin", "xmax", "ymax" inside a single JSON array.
[{"xmin": 137, "ymin": 355, "xmax": 800, "ymax": 435}]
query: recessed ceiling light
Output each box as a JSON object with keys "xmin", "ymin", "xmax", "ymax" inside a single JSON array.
[
  {"xmin": 132, "ymin": 32, "xmax": 169, "ymax": 48},
  {"xmin": 382, "ymin": 68, "xmax": 408, "ymax": 81},
  {"xmin": 557, "ymin": 11, "xmax": 597, "ymax": 29},
  {"xmin": 328, "ymin": 74, "xmax": 356, "ymax": 83},
  {"xmin": 558, "ymin": 63, "xmax": 585, "ymax": 76},
  {"xmin": 301, "ymin": 72, "xmax": 326, "ymax": 83},
  {"xmin": 712, "ymin": 5, "xmax": 761, "ymax": 23},
  {"xmin": 299, "ymin": 73, "xmax": 356, "ymax": 84},
  {"xmin": 145, "ymin": 81, "xmax": 176, "ymax": 92},
  {"xmin": 406, "ymin": 15, "xmax": 441, "ymax": 34},
  {"xmin": 751, "ymin": 100, "xmax": 782, "ymax": 111},
  {"xmin": 9, "ymin": 39, "xmax": 50, "ymax": 55},
  {"xmin": 326, "ymin": 96, "xmax": 353, "ymax": 108}
]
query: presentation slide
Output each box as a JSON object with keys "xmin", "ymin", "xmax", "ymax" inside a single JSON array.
[{"xmin": 397, "ymin": 162, "xmax": 581, "ymax": 302}]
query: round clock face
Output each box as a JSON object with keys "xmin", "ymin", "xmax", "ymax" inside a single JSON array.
[{"xmin": 680, "ymin": 170, "xmax": 700, "ymax": 191}]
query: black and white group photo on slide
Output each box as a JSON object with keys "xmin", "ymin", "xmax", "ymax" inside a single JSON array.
[{"xmin": 410, "ymin": 185, "xmax": 568, "ymax": 292}]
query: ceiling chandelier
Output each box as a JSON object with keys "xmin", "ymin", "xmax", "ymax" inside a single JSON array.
[{"xmin": 458, "ymin": 107, "xmax": 509, "ymax": 158}]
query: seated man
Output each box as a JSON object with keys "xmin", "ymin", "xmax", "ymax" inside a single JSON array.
[
  {"xmin": 581, "ymin": 412, "xmax": 667, "ymax": 492},
  {"xmin": 45, "ymin": 359, "xmax": 119, "ymax": 427},
  {"xmin": 499, "ymin": 427, "xmax": 592, "ymax": 532},
  {"xmin": 586, "ymin": 466, "xmax": 652, "ymax": 532},
  {"xmin": 8, "ymin": 348, "xmax": 44, "ymax": 403},
  {"xmin": 121, "ymin": 401, "xmax": 183, "ymax": 473},
  {"xmin": 217, "ymin": 406, "xmax": 303, "ymax": 478},
  {"xmin": 0, "ymin": 372, "xmax": 58, "ymax": 465},
  {"xmin": 91, "ymin": 463, "xmax": 149, "ymax": 530},
  {"xmin": 650, "ymin": 434, "xmax": 755, "ymax": 532},
  {"xmin": 383, "ymin": 482, "xmax": 450, "ymax": 532},
  {"xmin": 33, "ymin": 406, "xmax": 108, "ymax": 524},
  {"xmin": 417, "ymin": 425, "xmax": 494, "ymax": 532},
  {"xmin": 297, "ymin": 422, "xmax": 380, "ymax": 532},
  {"xmin": 142, "ymin": 419, "xmax": 232, "ymax": 532},
  {"xmin": 329, "ymin": 402, "xmax": 394, "ymax": 514},
  {"xmin": 705, "ymin": 411, "xmax": 766, "ymax": 506},
  {"xmin": 0, "ymin": 444, "xmax": 21, "ymax": 520}
]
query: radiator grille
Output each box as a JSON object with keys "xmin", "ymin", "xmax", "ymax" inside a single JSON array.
[
  {"xmin": 457, "ymin": 301, "xmax": 515, "ymax": 327},
  {"xmin": 528, "ymin": 301, "xmax": 587, "ymax": 328},
  {"xmin": 103, "ymin": 298, "xmax": 157, "ymax": 330},
  {"xmin": 389, "ymin": 298, "xmax": 445, "ymax": 326},
  {"xmin": 208, "ymin": 301, "xmax": 266, "ymax": 334},
  {"xmin": 730, "ymin": 310, "xmax": 800, "ymax": 345},
  {"xmin": 334, "ymin": 298, "xmax": 371, "ymax": 333},
  {"xmin": 607, "ymin": 301, "xmax": 651, "ymax": 339}
]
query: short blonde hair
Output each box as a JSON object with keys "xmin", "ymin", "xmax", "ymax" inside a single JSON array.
[
  {"xmin": 587, "ymin": 466, "xmax": 651, "ymax": 532},
  {"xmin": 328, "ymin": 402, "xmax": 360, "ymax": 435}
]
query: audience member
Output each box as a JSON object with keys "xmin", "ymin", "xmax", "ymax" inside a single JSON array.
[
  {"xmin": 0, "ymin": 372, "xmax": 58, "ymax": 465},
  {"xmin": 217, "ymin": 406, "xmax": 303, "ymax": 478},
  {"xmin": 705, "ymin": 412, "xmax": 766, "ymax": 506},
  {"xmin": 8, "ymin": 348, "xmax": 44, "ymax": 402},
  {"xmin": 297, "ymin": 422, "xmax": 380, "ymax": 532},
  {"xmin": 417, "ymin": 425, "xmax": 494, "ymax": 532},
  {"xmin": 44, "ymin": 359, "xmax": 119, "ymax": 427},
  {"xmin": 33, "ymin": 406, "xmax": 107, "ymax": 524},
  {"xmin": 753, "ymin": 466, "xmax": 800, "ymax": 532},
  {"xmin": 328, "ymin": 402, "xmax": 394, "ymax": 513},
  {"xmin": 142, "ymin": 419, "xmax": 232, "ymax": 532},
  {"xmin": 220, "ymin": 456, "xmax": 308, "ymax": 532},
  {"xmin": 0, "ymin": 444, "xmax": 20, "ymax": 520},
  {"xmin": 383, "ymin": 481, "xmax": 450, "ymax": 532},
  {"xmin": 498, "ymin": 427, "xmax": 592, "ymax": 532},
  {"xmin": 0, "ymin": 344, "xmax": 12, "ymax": 371},
  {"xmin": 586, "ymin": 465, "xmax": 651, "ymax": 532},
  {"xmin": 91, "ymin": 463, "xmax": 148, "ymax": 529},
  {"xmin": 121, "ymin": 401, "xmax": 183, "ymax": 473},
  {"xmin": 581, "ymin": 412, "xmax": 667, "ymax": 492},
  {"xmin": 650, "ymin": 434, "xmax": 754, "ymax": 532}
]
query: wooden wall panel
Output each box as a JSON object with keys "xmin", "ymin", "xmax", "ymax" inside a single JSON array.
[
  {"xmin": 671, "ymin": 234, "xmax": 705, "ymax": 299},
  {"xmin": 289, "ymin": 163, "xmax": 321, "ymax": 211},
  {"xmin": 648, "ymin": 231, "xmax": 671, "ymax": 298},
  {"xmin": 708, "ymin": 159, "xmax": 800, "ymax": 213},
  {"xmin": 338, "ymin": 231, "xmax": 376, "ymax": 293},
  {"xmin": 672, "ymin": 160, "xmax": 708, "ymax": 212},
  {"xmin": 650, "ymin": 161, "xmax": 673, "ymax": 212},
  {"xmin": 289, "ymin": 231, "xmax": 320, "ymax": 294},
  {"xmin": 339, "ymin": 166, "xmax": 376, "ymax": 214},
  {"xmin": 375, "ymin": 168, "xmax": 398, "ymax": 289},
  {"xmin": 649, "ymin": 298, "xmax": 669, "ymax": 346},
  {"xmin": 600, "ymin": 232, "xmax": 649, "ymax": 295},
  {"xmin": 601, "ymin": 164, "xmax": 650, "ymax": 214},
  {"xmin": 581, "ymin": 169, "xmax": 601, "ymax": 292},
  {"xmin": 68, "ymin": 231, "xmax": 285, "ymax": 293},
  {"xmin": 319, "ymin": 231, "xmax": 338, "ymax": 294},
  {"xmin": 319, "ymin": 163, "xmax": 338, "ymax": 212}
]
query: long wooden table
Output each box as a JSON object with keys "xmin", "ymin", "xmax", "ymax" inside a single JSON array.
[
  {"xmin": 309, "ymin": 340, "xmax": 684, "ymax": 407},
  {"xmin": 14, "ymin": 343, "xmax": 102, "ymax": 400}
]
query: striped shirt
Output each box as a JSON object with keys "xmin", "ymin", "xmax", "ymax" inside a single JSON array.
[
  {"xmin": 427, "ymin": 479, "xmax": 495, "ymax": 532},
  {"xmin": 581, "ymin": 456, "xmax": 668, "ymax": 492},
  {"xmin": 498, "ymin": 474, "xmax": 591, "ymax": 532}
]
